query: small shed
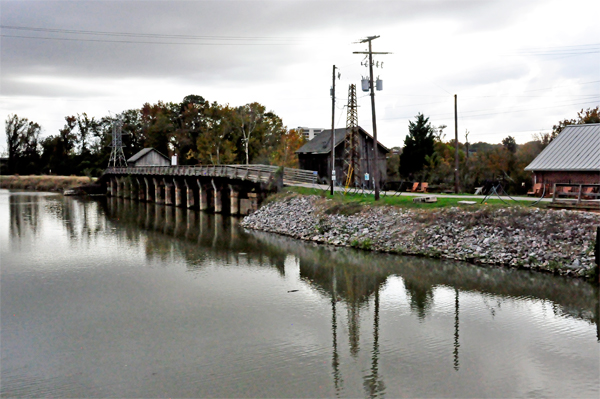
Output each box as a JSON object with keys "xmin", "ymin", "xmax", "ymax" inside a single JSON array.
[
  {"xmin": 524, "ymin": 123, "xmax": 600, "ymax": 185},
  {"xmin": 127, "ymin": 148, "xmax": 170, "ymax": 167},
  {"xmin": 296, "ymin": 126, "xmax": 390, "ymax": 187}
]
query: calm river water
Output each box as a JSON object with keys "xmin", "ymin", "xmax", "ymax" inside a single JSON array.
[{"xmin": 1, "ymin": 189, "xmax": 599, "ymax": 398}]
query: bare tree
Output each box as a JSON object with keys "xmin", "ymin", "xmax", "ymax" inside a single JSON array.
[{"xmin": 236, "ymin": 103, "xmax": 265, "ymax": 165}]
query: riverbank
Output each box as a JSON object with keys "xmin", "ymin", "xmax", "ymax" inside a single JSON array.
[
  {"xmin": 241, "ymin": 193, "xmax": 600, "ymax": 279},
  {"xmin": 0, "ymin": 175, "xmax": 93, "ymax": 192}
]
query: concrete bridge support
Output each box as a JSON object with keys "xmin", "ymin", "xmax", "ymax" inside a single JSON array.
[
  {"xmin": 230, "ymin": 185, "xmax": 239, "ymax": 215},
  {"xmin": 129, "ymin": 180, "xmax": 137, "ymax": 201},
  {"xmin": 174, "ymin": 179, "xmax": 183, "ymax": 207},
  {"xmin": 163, "ymin": 178, "xmax": 173, "ymax": 206},
  {"xmin": 153, "ymin": 178, "xmax": 163, "ymax": 204},
  {"xmin": 115, "ymin": 178, "xmax": 123, "ymax": 198},
  {"xmin": 135, "ymin": 177, "xmax": 146, "ymax": 201},
  {"xmin": 185, "ymin": 180, "xmax": 195, "ymax": 209},
  {"xmin": 198, "ymin": 179, "xmax": 208, "ymax": 211},
  {"xmin": 108, "ymin": 177, "xmax": 116, "ymax": 197},
  {"xmin": 211, "ymin": 179, "xmax": 222, "ymax": 213},
  {"xmin": 144, "ymin": 177, "xmax": 152, "ymax": 202}
]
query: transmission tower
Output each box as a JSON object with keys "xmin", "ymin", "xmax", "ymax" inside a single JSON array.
[
  {"xmin": 108, "ymin": 117, "xmax": 128, "ymax": 168},
  {"xmin": 343, "ymin": 84, "xmax": 360, "ymax": 187}
]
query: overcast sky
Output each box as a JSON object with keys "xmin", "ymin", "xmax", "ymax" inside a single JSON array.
[{"xmin": 1, "ymin": 0, "xmax": 599, "ymax": 154}]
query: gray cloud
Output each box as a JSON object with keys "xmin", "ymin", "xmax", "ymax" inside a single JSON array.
[{"xmin": 1, "ymin": 0, "xmax": 597, "ymax": 148}]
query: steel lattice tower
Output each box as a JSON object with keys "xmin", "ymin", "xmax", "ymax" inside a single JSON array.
[
  {"xmin": 108, "ymin": 117, "xmax": 128, "ymax": 168},
  {"xmin": 343, "ymin": 84, "xmax": 360, "ymax": 187}
]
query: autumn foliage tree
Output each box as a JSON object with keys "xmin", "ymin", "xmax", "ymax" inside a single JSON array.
[{"xmin": 270, "ymin": 128, "xmax": 306, "ymax": 168}]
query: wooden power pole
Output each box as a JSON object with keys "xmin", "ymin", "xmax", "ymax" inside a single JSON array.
[
  {"xmin": 331, "ymin": 65, "xmax": 337, "ymax": 196},
  {"xmin": 454, "ymin": 94, "xmax": 459, "ymax": 194},
  {"xmin": 353, "ymin": 36, "xmax": 390, "ymax": 201}
]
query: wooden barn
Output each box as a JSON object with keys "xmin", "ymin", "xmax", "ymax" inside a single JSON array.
[
  {"xmin": 295, "ymin": 126, "xmax": 389, "ymax": 188},
  {"xmin": 524, "ymin": 123, "xmax": 600, "ymax": 187},
  {"xmin": 127, "ymin": 148, "xmax": 170, "ymax": 167}
]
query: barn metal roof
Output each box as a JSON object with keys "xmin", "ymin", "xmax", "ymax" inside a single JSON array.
[
  {"xmin": 295, "ymin": 126, "xmax": 390, "ymax": 154},
  {"xmin": 524, "ymin": 123, "xmax": 600, "ymax": 171},
  {"xmin": 127, "ymin": 148, "xmax": 169, "ymax": 163}
]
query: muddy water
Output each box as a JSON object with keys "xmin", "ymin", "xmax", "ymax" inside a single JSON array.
[{"xmin": 1, "ymin": 190, "xmax": 598, "ymax": 398}]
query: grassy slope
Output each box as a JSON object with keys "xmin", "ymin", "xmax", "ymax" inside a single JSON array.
[{"xmin": 284, "ymin": 186, "xmax": 548, "ymax": 210}]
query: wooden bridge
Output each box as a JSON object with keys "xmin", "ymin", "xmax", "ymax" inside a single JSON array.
[{"xmin": 102, "ymin": 165, "xmax": 318, "ymax": 215}]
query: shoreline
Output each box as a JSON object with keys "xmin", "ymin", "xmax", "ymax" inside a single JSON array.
[
  {"xmin": 241, "ymin": 193, "xmax": 600, "ymax": 280},
  {"xmin": 0, "ymin": 175, "xmax": 94, "ymax": 193}
]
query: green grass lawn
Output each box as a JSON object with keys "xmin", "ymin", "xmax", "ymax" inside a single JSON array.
[{"xmin": 284, "ymin": 186, "xmax": 548, "ymax": 210}]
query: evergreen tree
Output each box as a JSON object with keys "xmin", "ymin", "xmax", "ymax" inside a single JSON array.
[{"xmin": 399, "ymin": 113, "xmax": 435, "ymax": 178}]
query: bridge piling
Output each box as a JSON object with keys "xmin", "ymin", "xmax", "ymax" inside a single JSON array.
[
  {"xmin": 230, "ymin": 185, "xmax": 239, "ymax": 215},
  {"xmin": 135, "ymin": 177, "xmax": 145, "ymax": 201},
  {"xmin": 184, "ymin": 180, "xmax": 195, "ymax": 209},
  {"xmin": 163, "ymin": 178, "xmax": 173, "ymax": 206},
  {"xmin": 129, "ymin": 179, "xmax": 137, "ymax": 201},
  {"xmin": 153, "ymin": 178, "xmax": 163, "ymax": 204},
  {"xmin": 197, "ymin": 179, "xmax": 208, "ymax": 211},
  {"xmin": 213, "ymin": 185, "xmax": 222, "ymax": 214},
  {"xmin": 173, "ymin": 179, "xmax": 183, "ymax": 207},
  {"xmin": 143, "ymin": 177, "xmax": 152, "ymax": 202},
  {"xmin": 102, "ymin": 164, "xmax": 317, "ymax": 213}
]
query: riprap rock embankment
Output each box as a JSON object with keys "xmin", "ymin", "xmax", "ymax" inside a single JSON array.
[{"xmin": 241, "ymin": 195, "xmax": 600, "ymax": 278}]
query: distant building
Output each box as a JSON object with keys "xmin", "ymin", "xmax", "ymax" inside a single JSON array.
[
  {"xmin": 296, "ymin": 126, "xmax": 390, "ymax": 187},
  {"xmin": 297, "ymin": 127, "xmax": 326, "ymax": 141},
  {"xmin": 524, "ymin": 123, "xmax": 600, "ymax": 185},
  {"xmin": 127, "ymin": 148, "xmax": 170, "ymax": 167}
]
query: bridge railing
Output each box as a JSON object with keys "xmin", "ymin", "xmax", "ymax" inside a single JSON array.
[{"xmin": 104, "ymin": 165, "xmax": 317, "ymax": 186}]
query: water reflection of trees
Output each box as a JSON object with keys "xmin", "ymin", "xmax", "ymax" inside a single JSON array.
[
  {"xmin": 248, "ymin": 229, "xmax": 599, "ymax": 326},
  {"xmin": 9, "ymin": 193, "xmax": 108, "ymax": 247}
]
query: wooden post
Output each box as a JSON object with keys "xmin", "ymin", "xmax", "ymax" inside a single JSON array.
[
  {"xmin": 454, "ymin": 94, "xmax": 459, "ymax": 194},
  {"xmin": 331, "ymin": 65, "xmax": 336, "ymax": 196}
]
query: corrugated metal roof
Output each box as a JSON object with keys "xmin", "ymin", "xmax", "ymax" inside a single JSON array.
[
  {"xmin": 524, "ymin": 123, "xmax": 600, "ymax": 171},
  {"xmin": 127, "ymin": 148, "xmax": 169, "ymax": 163},
  {"xmin": 295, "ymin": 126, "xmax": 390, "ymax": 154}
]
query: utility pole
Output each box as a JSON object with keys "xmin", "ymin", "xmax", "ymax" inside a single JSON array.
[
  {"xmin": 454, "ymin": 94, "xmax": 459, "ymax": 194},
  {"xmin": 331, "ymin": 65, "xmax": 337, "ymax": 196},
  {"xmin": 354, "ymin": 36, "xmax": 390, "ymax": 201}
]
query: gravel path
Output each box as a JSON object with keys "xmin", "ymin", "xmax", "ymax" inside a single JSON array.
[{"xmin": 241, "ymin": 194, "xmax": 600, "ymax": 278}]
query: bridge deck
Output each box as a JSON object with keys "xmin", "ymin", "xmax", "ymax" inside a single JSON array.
[{"xmin": 104, "ymin": 165, "xmax": 318, "ymax": 186}]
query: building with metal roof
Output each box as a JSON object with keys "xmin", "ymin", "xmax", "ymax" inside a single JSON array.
[
  {"xmin": 127, "ymin": 148, "xmax": 170, "ymax": 167},
  {"xmin": 524, "ymin": 123, "xmax": 600, "ymax": 185},
  {"xmin": 295, "ymin": 126, "xmax": 390, "ymax": 187}
]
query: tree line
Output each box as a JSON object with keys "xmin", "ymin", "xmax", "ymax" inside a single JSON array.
[
  {"xmin": 4, "ymin": 93, "xmax": 598, "ymax": 196},
  {"xmin": 3, "ymin": 94, "xmax": 306, "ymax": 176},
  {"xmin": 387, "ymin": 106, "xmax": 599, "ymax": 194}
]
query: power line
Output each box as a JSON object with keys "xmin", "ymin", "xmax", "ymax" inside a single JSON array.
[
  {"xmin": 0, "ymin": 25, "xmax": 307, "ymax": 42},
  {"xmin": 521, "ymin": 80, "xmax": 600, "ymax": 93},
  {"xmin": 0, "ymin": 34, "xmax": 298, "ymax": 46},
  {"xmin": 381, "ymin": 99, "xmax": 600, "ymax": 121}
]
